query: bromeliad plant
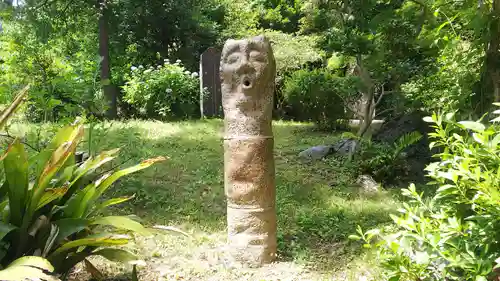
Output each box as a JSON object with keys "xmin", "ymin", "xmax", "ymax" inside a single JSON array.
[
  {"xmin": 350, "ymin": 107, "xmax": 500, "ymax": 280},
  {"xmin": 0, "ymin": 86, "xmax": 166, "ymax": 278}
]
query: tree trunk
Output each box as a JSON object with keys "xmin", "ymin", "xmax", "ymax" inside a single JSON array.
[
  {"xmin": 98, "ymin": 0, "xmax": 117, "ymax": 119},
  {"xmin": 348, "ymin": 56, "xmax": 375, "ymax": 161},
  {"xmin": 355, "ymin": 55, "xmax": 375, "ymax": 139},
  {"xmin": 483, "ymin": 0, "xmax": 500, "ymax": 105},
  {"xmin": 491, "ymin": 0, "xmax": 500, "ymax": 102}
]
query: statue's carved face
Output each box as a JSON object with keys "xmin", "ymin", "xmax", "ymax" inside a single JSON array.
[{"xmin": 220, "ymin": 36, "xmax": 275, "ymax": 97}]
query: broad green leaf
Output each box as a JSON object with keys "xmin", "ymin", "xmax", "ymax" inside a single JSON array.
[
  {"xmin": 458, "ymin": 121, "xmax": 485, "ymax": 132},
  {"xmin": 90, "ymin": 195, "xmax": 135, "ymax": 216},
  {"xmin": 91, "ymin": 216, "xmax": 151, "ymax": 235},
  {"xmin": 436, "ymin": 184, "xmax": 455, "ymax": 193},
  {"xmin": 61, "ymin": 149, "xmax": 120, "ymax": 204},
  {"xmin": 3, "ymin": 139, "xmax": 28, "ymax": 226},
  {"xmin": 348, "ymin": 235, "xmax": 361, "ymax": 241},
  {"xmin": 93, "ymin": 248, "xmax": 145, "ymax": 265},
  {"xmin": 388, "ymin": 275, "xmax": 401, "ymax": 281},
  {"xmin": 490, "ymin": 133, "xmax": 500, "ymax": 148},
  {"xmin": 6, "ymin": 255, "xmax": 54, "ymax": 271},
  {"xmin": 53, "ymin": 218, "xmax": 89, "ymax": 244},
  {"xmin": 63, "ymin": 184, "xmax": 96, "ymax": 219},
  {"xmin": 31, "ymin": 124, "xmax": 80, "ymax": 176},
  {"xmin": 51, "ymin": 164, "xmax": 76, "ymax": 191},
  {"xmin": 49, "ymin": 235, "xmax": 129, "ymax": 258},
  {"xmin": 30, "ymin": 125, "xmax": 84, "ymax": 216},
  {"xmin": 0, "ymin": 256, "xmax": 59, "ymax": 281},
  {"xmin": 423, "ymin": 116, "xmax": 434, "ymax": 123},
  {"xmin": 414, "ymin": 251, "xmax": 430, "ymax": 264},
  {"xmin": 37, "ymin": 187, "xmax": 69, "ymax": 211},
  {"xmin": 91, "ymin": 157, "xmax": 166, "ymax": 202},
  {"xmin": 472, "ymin": 133, "xmax": 484, "ymax": 145},
  {"xmin": 0, "ymin": 221, "xmax": 16, "ymax": 240},
  {"xmin": 492, "ymin": 116, "xmax": 500, "ymax": 123}
]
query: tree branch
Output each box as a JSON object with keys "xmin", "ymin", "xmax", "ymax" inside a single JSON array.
[
  {"xmin": 375, "ymin": 85, "xmax": 386, "ymax": 107},
  {"xmin": 375, "ymin": 108, "xmax": 394, "ymax": 118},
  {"xmin": 0, "ymin": 134, "xmax": 40, "ymax": 152}
]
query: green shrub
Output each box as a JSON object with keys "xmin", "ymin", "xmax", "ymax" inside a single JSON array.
[
  {"xmin": 122, "ymin": 60, "xmax": 200, "ymax": 120},
  {"xmin": 0, "ymin": 87, "xmax": 167, "ymax": 278},
  {"xmin": 282, "ymin": 68, "xmax": 357, "ymax": 128},
  {"xmin": 351, "ymin": 109, "xmax": 500, "ymax": 280}
]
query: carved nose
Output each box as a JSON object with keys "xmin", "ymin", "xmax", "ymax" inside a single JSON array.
[{"xmin": 236, "ymin": 62, "xmax": 253, "ymax": 75}]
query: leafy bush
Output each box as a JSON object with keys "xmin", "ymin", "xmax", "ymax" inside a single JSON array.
[
  {"xmin": 0, "ymin": 20, "xmax": 100, "ymax": 123},
  {"xmin": 353, "ymin": 131, "xmax": 422, "ymax": 184},
  {"xmin": 122, "ymin": 60, "xmax": 200, "ymax": 120},
  {"xmin": 402, "ymin": 40, "xmax": 482, "ymax": 116},
  {"xmin": 0, "ymin": 87, "xmax": 167, "ymax": 278},
  {"xmin": 282, "ymin": 68, "xmax": 357, "ymax": 128},
  {"xmin": 351, "ymin": 109, "xmax": 500, "ymax": 280}
]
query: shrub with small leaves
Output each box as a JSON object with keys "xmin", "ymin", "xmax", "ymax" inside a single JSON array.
[
  {"xmin": 122, "ymin": 59, "xmax": 200, "ymax": 120},
  {"xmin": 282, "ymin": 68, "xmax": 358, "ymax": 128},
  {"xmin": 350, "ymin": 107, "xmax": 500, "ymax": 281}
]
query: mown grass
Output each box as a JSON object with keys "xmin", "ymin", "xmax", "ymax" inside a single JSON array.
[{"xmin": 7, "ymin": 119, "xmax": 401, "ymax": 280}]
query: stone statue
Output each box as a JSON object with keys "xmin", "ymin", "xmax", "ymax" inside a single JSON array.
[{"xmin": 220, "ymin": 35, "xmax": 277, "ymax": 266}]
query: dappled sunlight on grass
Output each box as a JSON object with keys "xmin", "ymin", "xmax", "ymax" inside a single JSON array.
[{"xmin": 8, "ymin": 119, "xmax": 400, "ymax": 280}]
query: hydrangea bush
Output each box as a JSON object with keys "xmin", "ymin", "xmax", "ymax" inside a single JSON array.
[{"xmin": 122, "ymin": 59, "xmax": 200, "ymax": 120}]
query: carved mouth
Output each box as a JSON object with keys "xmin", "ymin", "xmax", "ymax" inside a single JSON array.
[{"xmin": 241, "ymin": 77, "xmax": 254, "ymax": 90}]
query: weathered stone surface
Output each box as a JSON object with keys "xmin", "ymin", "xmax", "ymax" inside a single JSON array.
[
  {"xmin": 200, "ymin": 47, "xmax": 223, "ymax": 118},
  {"xmin": 298, "ymin": 145, "xmax": 333, "ymax": 160},
  {"xmin": 221, "ymin": 35, "xmax": 277, "ymax": 266},
  {"xmin": 332, "ymin": 139, "xmax": 358, "ymax": 155}
]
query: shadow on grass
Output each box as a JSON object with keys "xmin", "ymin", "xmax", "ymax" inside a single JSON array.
[{"xmin": 73, "ymin": 119, "xmax": 397, "ymax": 273}]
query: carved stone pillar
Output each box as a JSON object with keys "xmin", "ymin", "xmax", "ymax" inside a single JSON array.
[{"xmin": 220, "ymin": 35, "xmax": 277, "ymax": 266}]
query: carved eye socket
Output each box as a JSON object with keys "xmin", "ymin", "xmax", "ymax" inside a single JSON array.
[
  {"xmin": 249, "ymin": 51, "xmax": 266, "ymax": 62},
  {"xmin": 226, "ymin": 54, "xmax": 240, "ymax": 65}
]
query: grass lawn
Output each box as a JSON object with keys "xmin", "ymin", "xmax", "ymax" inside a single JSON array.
[{"xmin": 8, "ymin": 119, "xmax": 401, "ymax": 281}]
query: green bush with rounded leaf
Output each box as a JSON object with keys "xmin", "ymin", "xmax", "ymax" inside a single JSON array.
[{"xmin": 122, "ymin": 60, "xmax": 200, "ymax": 120}]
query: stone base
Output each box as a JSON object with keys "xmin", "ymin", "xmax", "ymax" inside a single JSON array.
[{"xmin": 226, "ymin": 206, "xmax": 277, "ymax": 267}]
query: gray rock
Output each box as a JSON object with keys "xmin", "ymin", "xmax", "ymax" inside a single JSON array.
[
  {"xmin": 332, "ymin": 138, "xmax": 358, "ymax": 155},
  {"xmin": 356, "ymin": 174, "xmax": 381, "ymax": 193},
  {"xmin": 298, "ymin": 145, "xmax": 333, "ymax": 160}
]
